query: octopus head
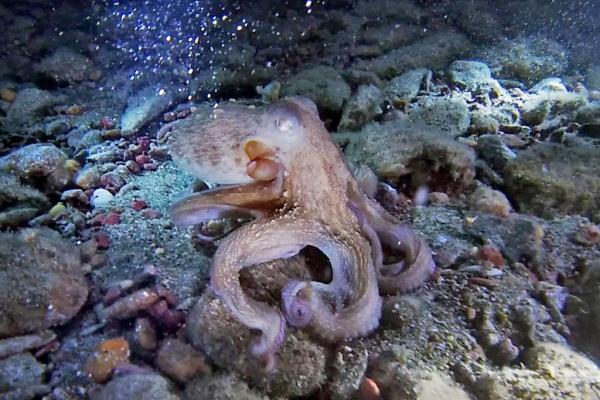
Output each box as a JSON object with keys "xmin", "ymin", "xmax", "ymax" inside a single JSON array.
[{"xmin": 168, "ymin": 97, "xmax": 320, "ymax": 185}]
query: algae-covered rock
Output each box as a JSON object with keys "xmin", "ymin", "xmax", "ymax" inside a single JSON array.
[
  {"xmin": 5, "ymin": 88, "xmax": 63, "ymax": 132},
  {"xmin": 281, "ymin": 65, "xmax": 351, "ymax": 115},
  {"xmin": 34, "ymin": 47, "xmax": 95, "ymax": 85},
  {"xmin": 0, "ymin": 143, "xmax": 72, "ymax": 192},
  {"xmin": 92, "ymin": 373, "xmax": 181, "ymax": 400},
  {"xmin": 334, "ymin": 119, "xmax": 475, "ymax": 194},
  {"xmin": 186, "ymin": 291, "xmax": 327, "ymax": 398},
  {"xmin": 503, "ymin": 143, "xmax": 600, "ymax": 218},
  {"xmin": 0, "ymin": 352, "xmax": 45, "ymax": 393},
  {"xmin": 407, "ymin": 97, "xmax": 470, "ymax": 137},
  {"xmin": 120, "ymin": 85, "xmax": 174, "ymax": 136},
  {"xmin": 447, "ymin": 60, "xmax": 492, "ymax": 92},
  {"xmin": 475, "ymin": 343, "xmax": 600, "ymax": 400},
  {"xmin": 478, "ymin": 36, "xmax": 569, "ymax": 85},
  {"xmin": 352, "ymin": 30, "xmax": 472, "ymax": 80},
  {"xmin": 575, "ymin": 101, "xmax": 600, "ymax": 124},
  {"xmin": 185, "ymin": 373, "xmax": 268, "ymax": 400},
  {"xmin": 338, "ymin": 84, "xmax": 382, "ymax": 131},
  {"xmin": 382, "ymin": 68, "xmax": 430, "ymax": 107},
  {"xmin": 0, "ymin": 228, "xmax": 88, "ymax": 337}
]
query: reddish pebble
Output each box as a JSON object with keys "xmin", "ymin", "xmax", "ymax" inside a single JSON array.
[
  {"xmin": 142, "ymin": 209, "xmax": 161, "ymax": 219},
  {"xmin": 358, "ymin": 377, "xmax": 381, "ymax": 400},
  {"xmin": 142, "ymin": 163, "xmax": 157, "ymax": 171},
  {"xmin": 468, "ymin": 276, "xmax": 498, "ymax": 288},
  {"xmin": 131, "ymin": 200, "xmax": 148, "ymax": 211},
  {"xmin": 94, "ymin": 232, "xmax": 111, "ymax": 249},
  {"xmin": 137, "ymin": 136, "xmax": 151, "ymax": 151},
  {"xmin": 134, "ymin": 154, "xmax": 151, "ymax": 165},
  {"xmin": 102, "ymin": 212, "xmax": 121, "ymax": 225},
  {"xmin": 476, "ymin": 245, "xmax": 505, "ymax": 267},
  {"xmin": 99, "ymin": 116, "xmax": 115, "ymax": 129}
]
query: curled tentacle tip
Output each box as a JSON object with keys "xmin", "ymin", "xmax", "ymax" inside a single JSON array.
[
  {"xmin": 250, "ymin": 313, "xmax": 285, "ymax": 372},
  {"xmin": 281, "ymin": 280, "xmax": 313, "ymax": 328}
]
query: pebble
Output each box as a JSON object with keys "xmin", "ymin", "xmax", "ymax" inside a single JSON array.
[
  {"xmin": 126, "ymin": 160, "xmax": 141, "ymax": 174},
  {"xmin": 94, "ymin": 232, "xmax": 111, "ymax": 249},
  {"xmin": 476, "ymin": 245, "xmax": 505, "ymax": 267},
  {"xmin": 142, "ymin": 209, "xmax": 161, "ymax": 219},
  {"xmin": 0, "ymin": 87, "xmax": 16, "ymax": 103},
  {"xmin": 142, "ymin": 162, "xmax": 157, "ymax": 171},
  {"xmin": 156, "ymin": 338, "xmax": 211, "ymax": 383},
  {"xmin": 92, "ymin": 373, "xmax": 181, "ymax": 400},
  {"xmin": 75, "ymin": 166, "xmax": 102, "ymax": 189},
  {"xmin": 0, "ymin": 352, "xmax": 45, "ymax": 392},
  {"xmin": 134, "ymin": 154, "xmax": 150, "ymax": 165},
  {"xmin": 131, "ymin": 200, "xmax": 148, "ymax": 211},
  {"xmin": 91, "ymin": 188, "xmax": 114, "ymax": 208},
  {"xmin": 101, "ymin": 212, "xmax": 121, "ymax": 225},
  {"xmin": 84, "ymin": 337, "xmax": 131, "ymax": 383},
  {"xmin": 573, "ymin": 222, "xmax": 600, "ymax": 246},
  {"xmin": 61, "ymin": 188, "xmax": 89, "ymax": 205},
  {"xmin": 134, "ymin": 317, "xmax": 157, "ymax": 351}
]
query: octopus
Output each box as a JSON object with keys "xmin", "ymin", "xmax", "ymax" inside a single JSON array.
[{"xmin": 166, "ymin": 97, "xmax": 435, "ymax": 370}]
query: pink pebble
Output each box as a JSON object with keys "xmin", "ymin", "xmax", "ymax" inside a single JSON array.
[
  {"xmin": 135, "ymin": 154, "xmax": 151, "ymax": 165},
  {"xmin": 142, "ymin": 209, "xmax": 161, "ymax": 219},
  {"xmin": 99, "ymin": 116, "xmax": 115, "ymax": 129},
  {"xmin": 102, "ymin": 212, "xmax": 121, "ymax": 225},
  {"xmin": 126, "ymin": 160, "xmax": 141, "ymax": 174},
  {"xmin": 131, "ymin": 200, "xmax": 148, "ymax": 211},
  {"xmin": 94, "ymin": 232, "xmax": 110, "ymax": 249}
]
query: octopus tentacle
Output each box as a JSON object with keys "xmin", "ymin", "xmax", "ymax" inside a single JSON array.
[
  {"xmin": 348, "ymin": 197, "xmax": 436, "ymax": 294},
  {"xmin": 169, "ymin": 173, "xmax": 284, "ymax": 227},
  {"xmin": 211, "ymin": 217, "xmax": 381, "ymax": 369}
]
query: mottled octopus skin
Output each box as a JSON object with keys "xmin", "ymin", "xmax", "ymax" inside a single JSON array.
[{"xmin": 167, "ymin": 97, "xmax": 435, "ymax": 370}]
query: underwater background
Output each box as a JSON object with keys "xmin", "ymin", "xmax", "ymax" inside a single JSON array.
[{"xmin": 0, "ymin": 0, "xmax": 600, "ymax": 399}]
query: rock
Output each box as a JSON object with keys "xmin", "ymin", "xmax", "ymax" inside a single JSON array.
[
  {"xmin": 465, "ymin": 213, "xmax": 544, "ymax": 266},
  {"xmin": 568, "ymin": 259, "xmax": 600, "ymax": 360},
  {"xmin": 450, "ymin": 1, "xmax": 502, "ymax": 44},
  {"xmin": 369, "ymin": 358, "xmax": 470, "ymax": 400},
  {"xmin": 156, "ymin": 338, "xmax": 210, "ymax": 383},
  {"xmin": 476, "ymin": 134, "xmax": 516, "ymax": 170},
  {"xmin": 469, "ymin": 111, "xmax": 499, "ymax": 134},
  {"xmin": 335, "ymin": 119, "xmax": 475, "ymax": 194},
  {"xmin": 382, "ymin": 68, "xmax": 430, "ymax": 107},
  {"xmin": 329, "ymin": 345, "xmax": 368, "ymax": 400},
  {"xmin": 468, "ymin": 185, "xmax": 512, "ymax": 217},
  {"xmin": 186, "ymin": 292, "xmax": 327, "ymax": 398},
  {"xmin": 5, "ymin": 88, "xmax": 63, "ymax": 132},
  {"xmin": 120, "ymin": 85, "xmax": 174, "ymax": 137},
  {"xmin": 352, "ymin": 30, "xmax": 472, "ymax": 79},
  {"xmin": 185, "ymin": 373, "xmax": 268, "ymax": 400},
  {"xmin": 357, "ymin": 21, "xmax": 421, "ymax": 52},
  {"xmin": 503, "ymin": 143, "xmax": 600, "ymax": 218},
  {"xmin": 447, "ymin": 60, "xmax": 492, "ymax": 91},
  {"xmin": 585, "ymin": 65, "xmax": 600, "ymax": 91},
  {"xmin": 478, "ymin": 36, "xmax": 569, "ymax": 84},
  {"xmin": 92, "ymin": 373, "xmax": 181, "ymax": 400},
  {"xmin": 0, "ymin": 143, "xmax": 72, "ymax": 192},
  {"xmin": 281, "ymin": 65, "xmax": 351, "ymax": 115},
  {"xmin": 575, "ymin": 101, "xmax": 600, "ymax": 124},
  {"xmin": 0, "ymin": 352, "xmax": 45, "ymax": 393},
  {"xmin": 67, "ymin": 128, "xmax": 104, "ymax": 152},
  {"xmin": 0, "ymin": 228, "xmax": 88, "ymax": 337},
  {"xmin": 381, "ymin": 295, "xmax": 432, "ymax": 333},
  {"xmin": 520, "ymin": 98, "xmax": 551, "ymax": 126},
  {"xmin": 45, "ymin": 118, "xmax": 72, "ymax": 137},
  {"xmin": 353, "ymin": 0, "xmax": 425, "ymax": 23},
  {"xmin": 338, "ymin": 84, "xmax": 382, "ymax": 131},
  {"xmin": 75, "ymin": 166, "xmax": 102, "ymax": 189},
  {"xmin": 0, "ymin": 171, "xmax": 50, "ymax": 227},
  {"xmin": 256, "ymin": 80, "xmax": 281, "ymax": 102},
  {"xmin": 34, "ymin": 47, "xmax": 95, "ymax": 84},
  {"xmin": 84, "ymin": 337, "xmax": 131, "ymax": 384},
  {"xmin": 475, "ymin": 343, "xmax": 600, "ymax": 400},
  {"xmin": 91, "ymin": 188, "xmax": 114, "ymax": 208},
  {"xmin": 407, "ymin": 97, "xmax": 470, "ymax": 137}
]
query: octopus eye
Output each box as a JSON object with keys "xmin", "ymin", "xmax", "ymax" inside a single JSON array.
[{"xmin": 273, "ymin": 109, "xmax": 300, "ymax": 132}]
